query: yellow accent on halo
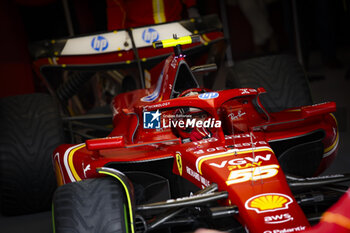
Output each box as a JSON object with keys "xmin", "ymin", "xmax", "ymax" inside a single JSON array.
[
  {"xmin": 324, "ymin": 113, "xmax": 339, "ymax": 153},
  {"xmin": 141, "ymin": 58, "xmax": 147, "ymax": 62},
  {"xmin": 68, "ymin": 144, "xmax": 85, "ymax": 181},
  {"xmin": 98, "ymin": 170, "xmax": 135, "ymax": 233},
  {"xmin": 249, "ymin": 195, "xmax": 288, "ymax": 211},
  {"xmin": 152, "ymin": 0, "xmax": 166, "ymax": 24},
  {"xmin": 197, "ymin": 147, "xmax": 273, "ymax": 175},
  {"xmin": 62, "ymin": 64, "xmax": 66, "ymax": 68},
  {"xmin": 193, "ymin": 30, "xmax": 198, "ymax": 34},
  {"xmin": 126, "ymin": 60, "xmax": 131, "ymax": 64},
  {"xmin": 322, "ymin": 212, "xmax": 350, "ymax": 230}
]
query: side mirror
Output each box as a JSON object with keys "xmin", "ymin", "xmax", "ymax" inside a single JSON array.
[{"xmin": 86, "ymin": 136, "xmax": 125, "ymax": 151}]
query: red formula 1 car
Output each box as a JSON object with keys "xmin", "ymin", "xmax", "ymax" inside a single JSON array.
[
  {"xmin": 49, "ymin": 35, "xmax": 346, "ymax": 233},
  {"xmin": 0, "ymin": 16, "xmax": 347, "ymax": 233}
]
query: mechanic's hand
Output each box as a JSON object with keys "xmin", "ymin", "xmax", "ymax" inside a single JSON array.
[{"xmin": 194, "ymin": 229, "xmax": 227, "ymax": 233}]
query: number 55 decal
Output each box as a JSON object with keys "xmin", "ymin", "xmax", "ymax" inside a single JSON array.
[{"xmin": 226, "ymin": 164, "xmax": 279, "ymax": 185}]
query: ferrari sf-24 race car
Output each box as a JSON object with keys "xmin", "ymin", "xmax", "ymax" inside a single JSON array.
[{"xmin": 48, "ymin": 35, "xmax": 348, "ymax": 233}]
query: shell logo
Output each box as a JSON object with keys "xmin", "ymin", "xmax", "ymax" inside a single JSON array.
[{"xmin": 245, "ymin": 193, "xmax": 293, "ymax": 213}]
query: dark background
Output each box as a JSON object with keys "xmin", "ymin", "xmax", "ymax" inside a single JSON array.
[
  {"xmin": 0, "ymin": 0, "xmax": 350, "ymax": 232},
  {"xmin": 1, "ymin": 0, "xmax": 350, "ymax": 98}
]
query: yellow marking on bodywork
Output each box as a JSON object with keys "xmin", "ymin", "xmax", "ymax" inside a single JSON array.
[
  {"xmin": 324, "ymin": 113, "xmax": 339, "ymax": 153},
  {"xmin": 286, "ymin": 109, "xmax": 301, "ymax": 112},
  {"xmin": 98, "ymin": 170, "xmax": 135, "ymax": 233},
  {"xmin": 202, "ymin": 34, "xmax": 210, "ymax": 42},
  {"xmin": 54, "ymin": 161, "xmax": 64, "ymax": 186},
  {"xmin": 68, "ymin": 144, "xmax": 85, "ymax": 181},
  {"xmin": 322, "ymin": 212, "xmax": 350, "ymax": 230}
]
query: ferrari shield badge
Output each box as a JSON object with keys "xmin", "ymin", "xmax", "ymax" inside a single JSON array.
[{"xmin": 176, "ymin": 152, "xmax": 182, "ymax": 176}]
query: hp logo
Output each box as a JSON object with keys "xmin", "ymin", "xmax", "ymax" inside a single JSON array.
[
  {"xmin": 142, "ymin": 28, "xmax": 159, "ymax": 43},
  {"xmin": 91, "ymin": 36, "xmax": 108, "ymax": 52},
  {"xmin": 198, "ymin": 92, "xmax": 219, "ymax": 100}
]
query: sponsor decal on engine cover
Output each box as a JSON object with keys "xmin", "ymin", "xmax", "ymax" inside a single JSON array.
[{"xmin": 245, "ymin": 193, "xmax": 293, "ymax": 214}]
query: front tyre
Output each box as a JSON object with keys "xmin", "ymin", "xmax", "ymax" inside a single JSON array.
[{"xmin": 53, "ymin": 178, "xmax": 129, "ymax": 233}]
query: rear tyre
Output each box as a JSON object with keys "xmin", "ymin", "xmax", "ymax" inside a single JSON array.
[
  {"xmin": 53, "ymin": 178, "xmax": 128, "ymax": 233},
  {"xmin": 0, "ymin": 93, "xmax": 64, "ymax": 215},
  {"xmin": 226, "ymin": 55, "xmax": 313, "ymax": 112}
]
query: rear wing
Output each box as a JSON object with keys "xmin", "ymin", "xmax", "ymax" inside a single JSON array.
[{"xmin": 30, "ymin": 14, "xmax": 223, "ymax": 66}]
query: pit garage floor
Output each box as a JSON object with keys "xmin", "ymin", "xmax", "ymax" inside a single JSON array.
[{"xmin": 1, "ymin": 50, "xmax": 350, "ymax": 233}]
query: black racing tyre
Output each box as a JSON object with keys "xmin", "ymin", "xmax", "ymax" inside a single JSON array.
[
  {"xmin": 53, "ymin": 178, "xmax": 128, "ymax": 233},
  {"xmin": 226, "ymin": 55, "xmax": 313, "ymax": 112},
  {"xmin": 0, "ymin": 93, "xmax": 64, "ymax": 215}
]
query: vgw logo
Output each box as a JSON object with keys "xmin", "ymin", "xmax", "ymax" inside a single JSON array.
[
  {"xmin": 143, "ymin": 110, "xmax": 161, "ymax": 129},
  {"xmin": 91, "ymin": 36, "xmax": 108, "ymax": 52},
  {"xmin": 142, "ymin": 28, "xmax": 159, "ymax": 43}
]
